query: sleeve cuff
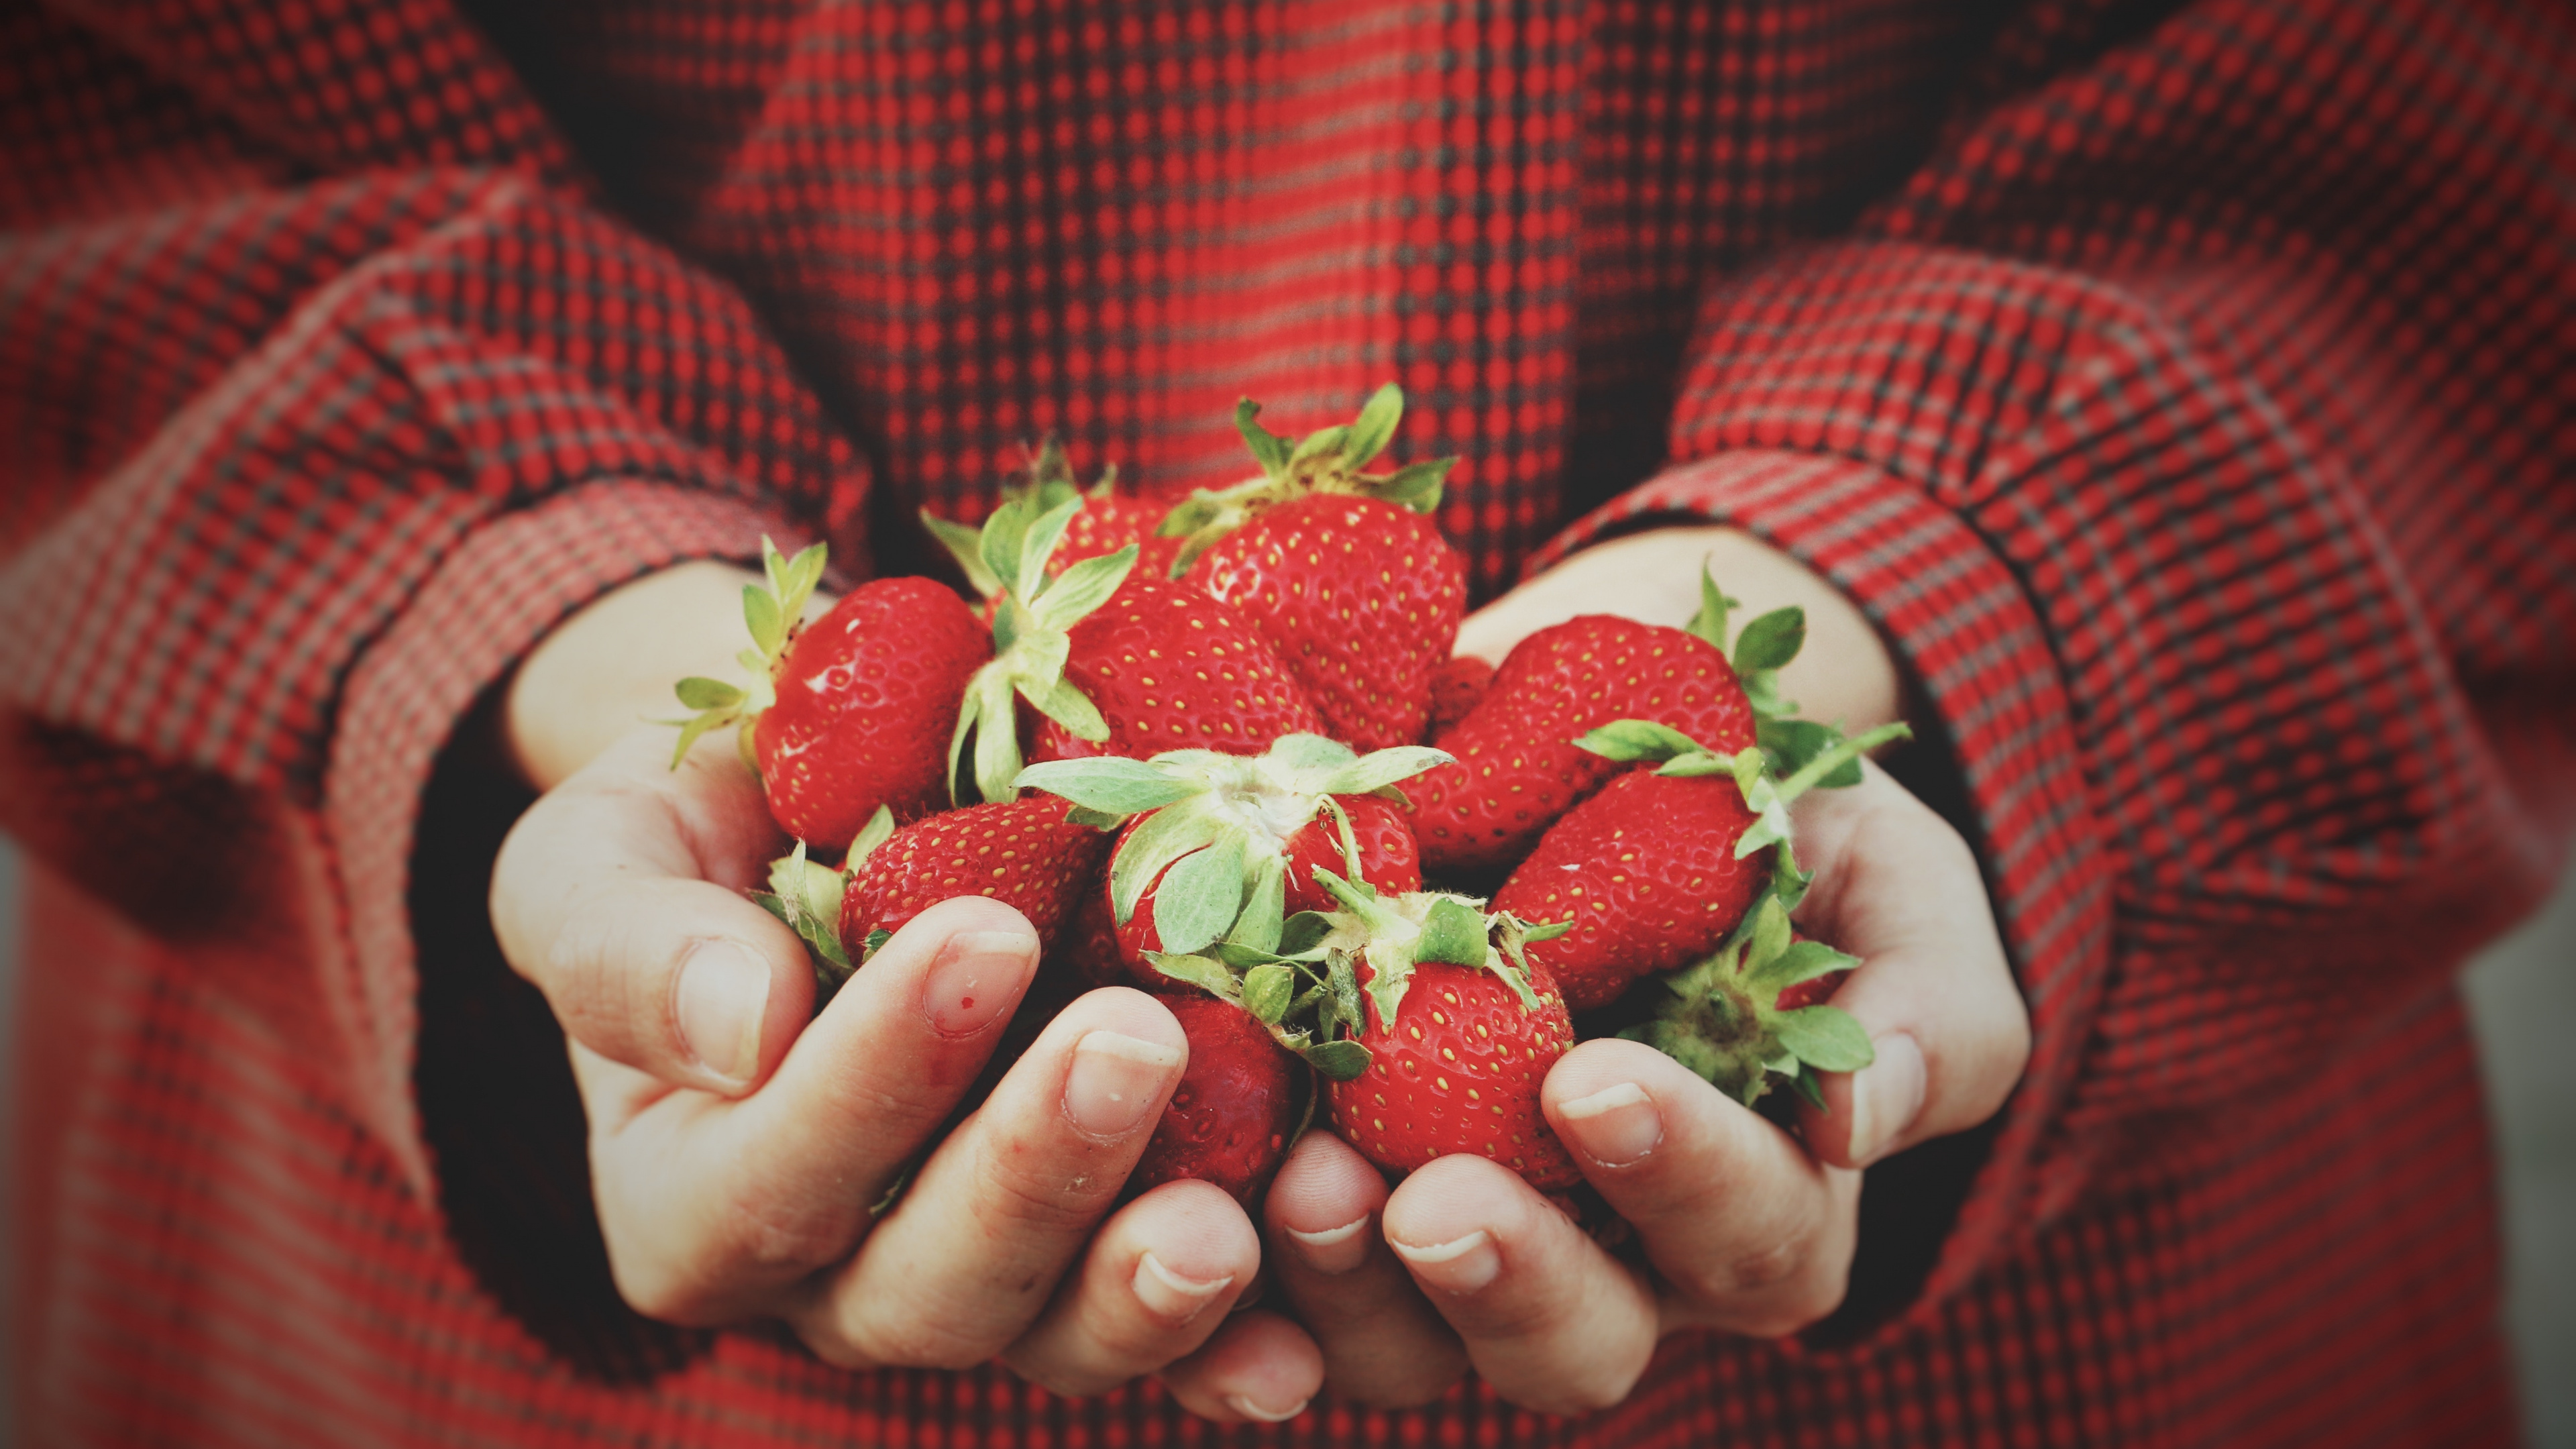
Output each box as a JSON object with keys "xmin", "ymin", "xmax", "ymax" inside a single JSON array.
[
  {"xmin": 1540, "ymin": 449, "xmax": 2114, "ymax": 1348},
  {"xmin": 319, "ymin": 480, "xmax": 796, "ymax": 1191}
]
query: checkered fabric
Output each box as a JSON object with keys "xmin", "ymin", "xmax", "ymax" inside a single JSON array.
[{"xmin": 5, "ymin": 0, "xmax": 2571, "ymax": 1444}]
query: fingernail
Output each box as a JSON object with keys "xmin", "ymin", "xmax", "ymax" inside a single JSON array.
[
  {"xmin": 1065, "ymin": 1030, "xmax": 1184, "ymax": 1136},
  {"xmin": 922, "ymin": 928, "xmax": 1038, "ymax": 1037},
  {"xmin": 1224, "ymin": 1393, "xmax": 1309, "ymax": 1424},
  {"xmin": 1847, "ymin": 1031, "xmax": 1926, "ymax": 1165},
  {"xmin": 1557, "ymin": 1081, "xmax": 1663, "ymax": 1167},
  {"xmin": 1131, "ymin": 1251, "xmax": 1233, "ymax": 1324},
  {"xmin": 1389, "ymin": 1229, "xmax": 1500, "ymax": 1294},
  {"xmin": 676, "ymin": 940, "xmax": 770, "ymax": 1087},
  {"xmin": 1284, "ymin": 1214, "xmax": 1373, "ymax": 1275}
]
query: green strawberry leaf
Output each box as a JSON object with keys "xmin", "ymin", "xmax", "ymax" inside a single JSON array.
[
  {"xmin": 1013, "ymin": 757, "xmax": 1203, "ymax": 814},
  {"xmin": 1110, "ymin": 800, "xmax": 1227, "ymax": 923},
  {"xmin": 1772, "ymin": 1005, "xmax": 1875, "ymax": 1073},
  {"xmin": 1731, "ymin": 606, "xmax": 1806, "ymax": 673},
  {"xmin": 1374, "ymin": 457, "xmax": 1452, "ymax": 513},
  {"xmin": 1016, "ymin": 495, "xmax": 1082, "ymax": 597},
  {"xmin": 1749, "ymin": 939, "xmax": 1860, "ymax": 994},
  {"xmin": 845, "ymin": 808, "xmax": 898, "ymax": 870},
  {"xmin": 1756, "ymin": 717, "xmax": 1858, "ymax": 788},
  {"xmin": 1342, "ymin": 382, "xmax": 1404, "ymax": 467},
  {"xmin": 969, "ymin": 670, "xmax": 1026, "ymax": 806},
  {"xmin": 1790, "ymin": 1063, "xmax": 1829, "ymax": 1111},
  {"xmin": 1748, "ymin": 894, "xmax": 1792, "ymax": 972},
  {"xmin": 743, "ymin": 582, "xmax": 786, "ymax": 659},
  {"xmin": 1288, "ymin": 423, "xmax": 1352, "ymax": 468},
  {"xmin": 1279, "ymin": 910, "xmax": 1336, "ymax": 957},
  {"xmin": 1684, "ymin": 569, "xmax": 1738, "ymax": 651},
  {"xmin": 1242, "ymin": 963, "xmax": 1295, "ymax": 1024},
  {"xmin": 1301, "ymin": 1039, "xmax": 1373, "ymax": 1081},
  {"xmin": 978, "ymin": 494, "xmax": 1033, "ymax": 596},
  {"xmin": 1063, "ymin": 804, "xmax": 1128, "ymax": 830},
  {"xmin": 1236, "ymin": 398, "xmax": 1293, "ymax": 478},
  {"xmin": 1576, "ymin": 718, "xmax": 1705, "ymax": 763},
  {"xmin": 1326, "ymin": 951, "xmax": 1365, "ymax": 1035},
  {"xmin": 1738, "ymin": 669, "xmax": 1796, "ymax": 720},
  {"xmin": 1150, "ymin": 837, "xmax": 1246, "ymax": 957},
  {"xmin": 1146, "ymin": 951, "xmax": 1242, "ymax": 1001},
  {"xmin": 674, "ymin": 676, "xmax": 745, "ymax": 710},
  {"xmin": 1229, "ymin": 855, "xmax": 1288, "ymax": 954},
  {"xmin": 1316, "ymin": 744, "xmax": 1452, "ymax": 796},
  {"xmin": 1774, "ymin": 721, "xmax": 1913, "ymax": 802},
  {"xmin": 1028, "ymin": 543, "xmax": 1138, "ymax": 631},
  {"xmin": 1413, "ymin": 896, "xmax": 1491, "ymax": 967},
  {"xmin": 922, "ymin": 510, "xmax": 1000, "ymax": 593}
]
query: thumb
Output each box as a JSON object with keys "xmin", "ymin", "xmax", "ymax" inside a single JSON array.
[{"xmin": 492, "ymin": 728, "xmax": 815, "ymax": 1093}]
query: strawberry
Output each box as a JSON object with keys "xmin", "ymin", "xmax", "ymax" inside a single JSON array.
[
  {"xmin": 1056, "ymin": 488, "xmax": 1186, "ymax": 584},
  {"xmin": 1409, "ymin": 615, "xmax": 1752, "ymax": 877},
  {"xmin": 837, "ymin": 796, "xmax": 1113, "ymax": 960},
  {"xmin": 1026, "ymin": 574, "xmax": 1324, "ymax": 765},
  {"xmin": 1153, "ymin": 385, "xmax": 1465, "ymax": 748},
  {"xmin": 670, "ymin": 539, "xmax": 988, "ymax": 851},
  {"xmin": 1129, "ymin": 993, "xmax": 1303, "ymax": 1208},
  {"xmin": 1494, "ymin": 716, "xmax": 1909, "ymax": 1012},
  {"xmin": 1428, "ymin": 655, "xmax": 1494, "ymax": 735},
  {"xmin": 1195, "ymin": 494, "xmax": 1466, "ymax": 750},
  {"xmin": 1301, "ymin": 875, "xmax": 1583, "ymax": 1189},
  {"xmin": 1016, "ymin": 734, "xmax": 1446, "ymax": 985},
  {"xmin": 1493, "ymin": 769, "xmax": 1765, "ymax": 1012}
]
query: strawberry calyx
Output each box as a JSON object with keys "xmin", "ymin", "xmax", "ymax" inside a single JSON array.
[
  {"xmin": 1573, "ymin": 716, "xmax": 1913, "ymax": 878},
  {"xmin": 1157, "ymin": 382, "xmax": 1457, "ymax": 574},
  {"xmin": 1619, "ymin": 892, "xmax": 1873, "ymax": 1109},
  {"xmin": 667, "ymin": 535, "xmax": 829, "ymax": 771},
  {"xmin": 751, "ymin": 805, "xmax": 894, "ymax": 1000},
  {"xmin": 1012, "ymin": 733, "xmax": 1451, "ymax": 956},
  {"xmin": 921, "ymin": 438, "xmax": 1114, "ymax": 598},
  {"xmin": 927, "ymin": 490, "xmax": 1140, "ymax": 804}
]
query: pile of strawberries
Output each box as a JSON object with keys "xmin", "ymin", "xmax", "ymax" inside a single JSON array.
[{"xmin": 676, "ymin": 386, "xmax": 1902, "ymax": 1208}]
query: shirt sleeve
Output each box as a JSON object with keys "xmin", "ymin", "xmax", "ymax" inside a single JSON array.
[
  {"xmin": 0, "ymin": 2, "xmax": 869, "ymax": 1178},
  {"xmin": 1536, "ymin": 0, "xmax": 2576, "ymax": 1339}
]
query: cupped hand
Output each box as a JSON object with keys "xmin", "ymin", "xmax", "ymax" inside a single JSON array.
[
  {"xmin": 484, "ymin": 561, "xmax": 1324, "ymax": 1413},
  {"xmin": 1257, "ymin": 526, "xmax": 2029, "ymax": 1414}
]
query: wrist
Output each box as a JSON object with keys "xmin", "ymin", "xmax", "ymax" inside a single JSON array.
[
  {"xmin": 1457, "ymin": 527, "xmax": 1905, "ymax": 735},
  {"xmin": 505, "ymin": 559, "xmax": 826, "ymax": 791}
]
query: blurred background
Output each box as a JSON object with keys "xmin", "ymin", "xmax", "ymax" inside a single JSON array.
[{"xmin": 2, "ymin": 840, "xmax": 2569, "ymax": 1444}]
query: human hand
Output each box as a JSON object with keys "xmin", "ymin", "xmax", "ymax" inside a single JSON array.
[
  {"xmin": 486, "ymin": 562, "xmax": 1326, "ymax": 1413},
  {"xmin": 1254, "ymin": 527, "xmax": 2029, "ymax": 1413}
]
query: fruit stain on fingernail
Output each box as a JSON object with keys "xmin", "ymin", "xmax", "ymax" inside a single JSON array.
[{"xmin": 922, "ymin": 928, "xmax": 1036, "ymax": 1036}]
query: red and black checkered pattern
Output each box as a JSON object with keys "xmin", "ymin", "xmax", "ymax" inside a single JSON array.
[{"xmin": 4, "ymin": 0, "xmax": 2570, "ymax": 1444}]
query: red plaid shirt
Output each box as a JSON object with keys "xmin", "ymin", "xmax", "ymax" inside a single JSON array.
[{"xmin": 5, "ymin": 0, "xmax": 2571, "ymax": 1443}]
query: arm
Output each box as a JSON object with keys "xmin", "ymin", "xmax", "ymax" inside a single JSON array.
[{"xmin": 1264, "ymin": 0, "xmax": 2575, "ymax": 1411}]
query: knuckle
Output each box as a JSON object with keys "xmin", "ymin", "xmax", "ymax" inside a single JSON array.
[
  {"xmin": 972, "ymin": 1137, "xmax": 1114, "ymax": 1237},
  {"xmin": 852, "ymin": 1316, "xmax": 1004, "ymax": 1372}
]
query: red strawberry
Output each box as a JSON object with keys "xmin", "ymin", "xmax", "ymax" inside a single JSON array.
[
  {"xmin": 671, "ymin": 541, "xmax": 989, "ymax": 851},
  {"xmin": 1428, "ymin": 655, "xmax": 1495, "ymax": 735},
  {"xmin": 1028, "ymin": 575, "xmax": 1323, "ymax": 764},
  {"xmin": 1301, "ymin": 875, "xmax": 1582, "ymax": 1189},
  {"xmin": 1056, "ymin": 489, "xmax": 1185, "ymax": 584},
  {"xmin": 1129, "ymin": 994, "xmax": 1303, "ymax": 1208},
  {"xmin": 1493, "ymin": 769, "xmax": 1766, "ymax": 1012},
  {"xmin": 1195, "ymin": 494, "xmax": 1466, "ymax": 751},
  {"xmin": 1111, "ymin": 790, "xmax": 1423, "ymax": 986},
  {"xmin": 1329, "ymin": 956, "xmax": 1580, "ymax": 1189},
  {"xmin": 1016, "ymin": 735, "xmax": 1448, "ymax": 986},
  {"xmin": 839, "ymin": 796, "xmax": 1112, "ymax": 957},
  {"xmin": 1410, "ymin": 615, "xmax": 1755, "ymax": 877}
]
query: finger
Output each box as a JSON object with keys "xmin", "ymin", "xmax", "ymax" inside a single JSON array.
[
  {"xmin": 1000, "ymin": 1179, "xmax": 1260, "ymax": 1396},
  {"xmin": 1378, "ymin": 1155, "xmax": 1662, "ymax": 1415},
  {"xmin": 1542, "ymin": 1038, "xmax": 1858, "ymax": 1338},
  {"xmin": 492, "ymin": 727, "xmax": 806, "ymax": 1093},
  {"xmin": 1157, "ymin": 1310, "xmax": 1326, "ymax": 1426},
  {"xmin": 1261, "ymin": 1130, "xmax": 1470, "ymax": 1408},
  {"xmin": 581, "ymin": 894, "xmax": 1043, "ymax": 1323},
  {"xmin": 1786, "ymin": 760, "xmax": 2031, "ymax": 1166},
  {"xmin": 790, "ymin": 987, "xmax": 1188, "ymax": 1370}
]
